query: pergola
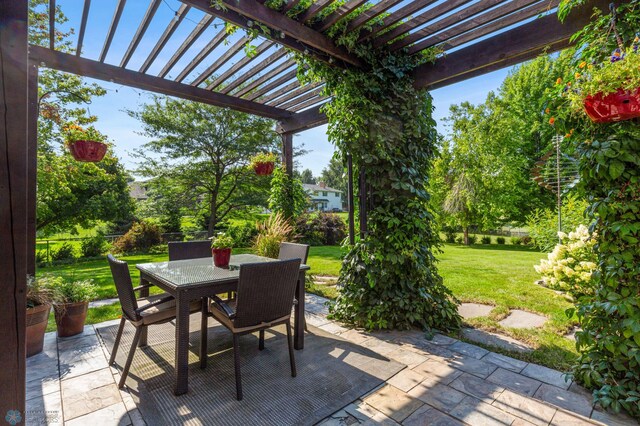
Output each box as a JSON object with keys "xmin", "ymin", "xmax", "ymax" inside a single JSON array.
[{"xmin": 0, "ymin": 0, "xmax": 609, "ymax": 415}]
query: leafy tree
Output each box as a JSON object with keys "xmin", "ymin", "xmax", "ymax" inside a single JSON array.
[
  {"xmin": 30, "ymin": 0, "xmax": 135, "ymax": 235},
  {"xmin": 269, "ymin": 167, "xmax": 309, "ymax": 219},
  {"xmin": 299, "ymin": 168, "xmax": 316, "ymax": 184},
  {"xmin": 129, "ymin": 97, "xmax": 279, "ymax": 236},
  {"xmin": 320, "ymin": 154, "xmax": 347, "ymax": 196}
]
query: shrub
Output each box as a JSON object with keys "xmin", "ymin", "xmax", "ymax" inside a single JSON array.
[
  {"xmin": 444, "ymin": 232, "xmax": 456, "ymax": 243},
  {"xmin": 511, "ymin": 237, "xmax": 522, "ymax": 245},
  {"xmin": 80, "ymin": 233, "xmax": 108, "ymax": 258},
  {"xmin": 268, "ymin": 167, "xmax": 308, "ymax": 219},
  {"xmin": 112, "ymin": 221, "xmax": 163, "ymax": 254},
  {"xmin": 468, "ymin": 235, "xmax": 477, "ymax": 245},
  {"xmin": 496, "ymin": 237, "xmax": 506, "ymax": 244},
  {"xmin": 253, "ymin": 213, "xmax": 294, "ymax": 258},
  {"xmin": 226, "ymin": 222, "xmax": 258, "ymax": 248},
  {"xmin": 35, "ymin": 250, "xmax": 48, "ymax": 266},
  {"xmin": 296, "ymin": 213, "xmax": 346, "ymax": 246},
  {"xmin": 481, "ymin": 236, "xmax": 491, "ymax": 244},
  {"xmin": 534, "ymin": 225, "xmax": 597, "ymax": 300},
  {"xmin": 527, "ymin": 194, "xmax": 590, "ymax": 252},
  {"xmin": 51, "ymin": 242, "xmax": 75, "ymax": 261},
  {"xmin": 51, "ymin": 279, "xmax": 98, "ymax": 303},
  {"xmin": 455, "ymin": 235, "xmax": 464, "ymax": 244},
  {"xmin": 521, "ymin": 236, "xmax": 532, "ymax": 246}
]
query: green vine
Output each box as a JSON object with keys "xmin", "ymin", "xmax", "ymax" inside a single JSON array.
[
  {"xmin": 552, "ymin": 1, "xmax": 640, "ymax": 419},
  {"xmin": 292, "ymin": 25, "xmax": 460, "ymax": 331}
]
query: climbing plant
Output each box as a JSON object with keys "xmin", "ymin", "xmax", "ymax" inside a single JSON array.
[
  {"xmin": 290, "ymin": 21, "xmax": 460, "ymax": 332},
  {"xmin": 550, "ymin": 1, "xmax": 640, "ymax": 418}
]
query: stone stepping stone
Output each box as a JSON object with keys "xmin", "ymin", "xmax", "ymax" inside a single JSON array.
[
  {"xmin": 458, "ymin": 303, "xmax": 494, "ymax": 319},
  {"xmin": 499, "ymin": 309, "xmax": 547, "ymax": 329},
  {"xmin": 461, "ymin": 328, "xmax": 533, "ymax": 354}
]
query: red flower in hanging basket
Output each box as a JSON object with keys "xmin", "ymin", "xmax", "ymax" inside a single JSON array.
[
  {"xmin": 62, "ymin": 123, "xmax": 109, "ymax": 162},
  {"xmin": 583, "ymin": 88, "xmax": 640, "ymax": 123},
  {"xmin": 67, "ymin": 140, "xmax": 108, "ymax": 162},
  {"xmin": 253, "ymin": 161, "xmax": 275, "ymax": 176}
]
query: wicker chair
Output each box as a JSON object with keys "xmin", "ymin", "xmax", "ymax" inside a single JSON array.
[
  {"xmin": 168, "ymin": 240, "xmax": 211, "ymax": 261},
  {"xmin": 209, "ymin": 258, "xmax": 302, "ymax": 400},
  {"xmin": 107, "ymin": 254, "xmax": 205, "ymax": 388},
  {"xmin": 278, "ymin": 242, "xmax": 310, "ymax": 264}
]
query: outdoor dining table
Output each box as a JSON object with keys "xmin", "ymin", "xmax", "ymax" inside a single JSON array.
[{"xmin": 136, "ymin": 253, "xmax": 310, "ymax": 395}]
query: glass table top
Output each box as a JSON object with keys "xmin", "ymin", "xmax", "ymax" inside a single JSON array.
[{"xmin": 136, "ymin": 254, "xmax": 308, "ymax": 288}]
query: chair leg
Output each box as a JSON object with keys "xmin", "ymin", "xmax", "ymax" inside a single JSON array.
[
  {"xmin": 200, "ymin": 298, "xmax": 208, "ymax": 369},
  {"xmin": 258, "ymin": 330, "xmax": 265, "ymax": 350},
  {"xmin": 233, "ymin": 334, "xmax": 243, "ymax": 401},
  {"xmin": 109, "ymin": 317, "xmax": 126, "ymax": 366},
  {"xmin": 286, "ymin": 321, "xmax": 297, "ymax": 378},
  {"xmin": 118, "ymin": 327, "xmax": 142, "ymax": 389}
]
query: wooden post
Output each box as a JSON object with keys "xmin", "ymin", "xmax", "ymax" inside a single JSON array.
[
  {"xmin": 28, "ymin": 62, "xmax": 38, "ymax": 276},
  {"xmin": 347, "ymin": 154, "xmax": 355, "ymax": 244},
  {"xmin": 358, "ymin": 167, "xmax": 367, "ymax": 238},
  {"xmin": 281, "ymin": 132, "xmax": 293, "ymax": 176},
  {"xmin": 0, "ymin": 0, "xmax": 29, "ymax": 416}
]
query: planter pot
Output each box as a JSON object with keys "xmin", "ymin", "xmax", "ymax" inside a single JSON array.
[
  {"xmin": 583, "ymin": 88, "xmax": 640, "ymax": 123},
  {"xmin": 26, "ymin": 304, "xmax": 51, "ymax": 357},
  {"xmin": 212, "ymin": 247, "xmax": 232, "ymax": 268},
  {"xmin": 253, "ymin": 161, "xmax": 275, "ymax": 176},
  {"xmin": 67, "ymin": 140, "xmax": 108, "ymax": 162},
  {"xmin": 54, "ymin": 301, "xmax": 89, "ymax": 337}
]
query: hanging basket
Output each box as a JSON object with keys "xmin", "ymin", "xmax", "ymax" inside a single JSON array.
[
  {"xmin": 583, "ymin": 88, "xmax": 640, "ymax": 123},
  {"xmin": 67, "ymin": 140, "xmax": 108, "ymax": 162},
  {"xmin": 253, "ymin": 161, "xmax": 275, "ymax": 176}
]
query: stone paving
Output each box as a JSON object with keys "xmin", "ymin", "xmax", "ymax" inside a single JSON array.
[{"xmin": 25, "ymin": 294, "xmax": 637, "ymax": 425}]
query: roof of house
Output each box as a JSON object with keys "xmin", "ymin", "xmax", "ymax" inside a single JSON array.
[
  {"xmin": 303, "ymin": 183, "xmax": 342, "ymax": 193},
  {"xmin": 129, "ymin": 181, "xmax": 149, "ymax": 200}
]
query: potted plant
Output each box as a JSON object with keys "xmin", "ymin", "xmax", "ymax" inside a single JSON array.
[
  {"xmin": 210, "ymin": 233, "xmax": 234, "ymax": 268},
  {"xmin": 62, "ymin": 123, "xmax": 109, "ymax": 162},
  {"xmin": 26, "ymin": 275, "xmax": 54, "ymax": 357},
  {"xmin": 250, "ymin": 152, "xmax": 278, "ymax": 176},
  {"xmin": 51, "ymin": 278, "xmax": 98, "ymax": 337}
]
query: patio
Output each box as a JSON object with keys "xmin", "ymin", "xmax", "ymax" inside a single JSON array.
[{"xmin": 26, "ymin": 294, "xmax": 634, "ymax": 425}]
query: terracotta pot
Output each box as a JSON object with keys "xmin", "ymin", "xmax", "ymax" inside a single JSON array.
[
  {"xmin": 54, "ymin": 301, "xmax": 89, "ymax": 337},
  {"xmin": 26, "ymin": 304, "xmax": 51, "ymax": 357},
  {"xmin": 212, "ymin": 247, "xmax": 232, "ymax": 268},
  {"xmin": 67, "ymin": 140, "xmax": 108, "ymax": 162},
  {"xmin": 583, "ymin": 88, "xmax": 640, "ymax": 123},
  {"xmin": 253, "ymin": 161, "xmax": 275, "ymax": 176}
]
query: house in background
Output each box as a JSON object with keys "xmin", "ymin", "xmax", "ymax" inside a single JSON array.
[
  {"xmin": 303, "ymin": 182, "xmax": 343, "ymax": 212},
  {"xmin": 129, "ymin": 181, "xmax": 149, "ymax": 201}
]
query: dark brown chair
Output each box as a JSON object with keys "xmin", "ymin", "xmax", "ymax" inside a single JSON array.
[
  {"xmin": 209, "ymin": 258, "xmax": 302, "ymax": 400},
  {"xmin": 278, "ymin": 242, "xmax": 310, "ymax": 264},
  {"xmin": 168, "ymin": 240, "xmax": 211, "ymax": 261},
  {"xmin": 107, "ymin": 254, "xmax": 205, "ymax": 388}
]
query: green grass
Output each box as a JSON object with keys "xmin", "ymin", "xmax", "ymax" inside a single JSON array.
[{"xmin": 38, "ymin": 243, "xmax": 579, "ymax": 370}]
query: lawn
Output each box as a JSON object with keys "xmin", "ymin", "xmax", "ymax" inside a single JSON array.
[{"xmin": 38, "ymin": 243, "xmax": 578, "ymax": 369}]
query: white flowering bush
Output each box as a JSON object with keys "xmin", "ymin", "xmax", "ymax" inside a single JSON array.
[{"xmin": 534, "ymin": 224, "xmax": 597, "ymax": 299}]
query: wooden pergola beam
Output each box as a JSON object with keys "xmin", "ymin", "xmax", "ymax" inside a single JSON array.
[
  {"xmin": 120, "ymin": 0, "xmax": 162, "ymax": 68},
  {"xmin": 181, "ymin": 0, "xmax": 363, "ymax": 68},
  {"xmin": 279, "ymin": 0, "xmax": 610, "ymax": 133},
  {"xmin": 412, "ymin": 0, "xmax": 610, "ymax": 89},
  {"xmin": 29, "ymin": 45, "xmax": 293, "ymax": 120},
  {"xmin": 221, "ymin": 48, "xmax": 288, "ymax": 94},
  {"xmin": 139, "ymin": 4, "xmax": 190, "ymax": 73}
]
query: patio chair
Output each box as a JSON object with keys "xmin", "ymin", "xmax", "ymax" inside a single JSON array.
[
  {"xmin": 107, "ymin": 254, "xmax": 205, "ymax": 389},
  {"xmin": 168, "ymin": 240, "xmax": 211, "ymax": 261},
  {"xmin": 278, "ymin": 242, "xmax": 310, "ymax": 264},
  {"xmin": 209, "ymin": 258, "xmax": 302, "ymax": 400},
  {"xmin": 277, "ymin": 242, "xmax": 310, "ymax": 331}
]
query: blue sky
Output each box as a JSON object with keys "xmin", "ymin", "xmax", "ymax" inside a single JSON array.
[{"xmin": 51, "ymin": 0, "xmax": 514, "ymax": 177}]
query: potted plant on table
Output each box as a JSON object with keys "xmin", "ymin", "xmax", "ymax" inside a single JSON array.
[
  {"xmin": 62, "ymin": 122, "xmax": 109, "ymax": 162},
  {"xmin": 250, "ymin": 152, "xmax": 278, "ymax": 176},
  {"xmin": 26, "ymin": 275, "xmax": 54, "ymax": 357},
  {"xmin": 51, "ymin": 277, "xmax": 98, "ymax": 337},
  {"xmin": 210, "ymin": 233, "xmax": 234, "ymax": 268}
]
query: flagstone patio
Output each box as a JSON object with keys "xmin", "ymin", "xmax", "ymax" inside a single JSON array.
[{"xmin": 26, "ymin": 294, "xmax": 635, "ymax": 425}]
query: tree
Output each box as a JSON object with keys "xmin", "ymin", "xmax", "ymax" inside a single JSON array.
[
  {"xmin": 129, "ymin": 97, "xmax": 279, "ymax": 236},
  {"xmin": 299, "ymin": 168, "xmax": 316, "ymax": 184},
  {"xmin": 320, "ymin": 154, "xmax": 347, "ymax": 201},
  {"xmin": 269, "ymin": 167, "xmax": 308, "ymax": 219},
  {"xmin": 30, "ymin": 0, "xmax": 135, "ymax": 235}
]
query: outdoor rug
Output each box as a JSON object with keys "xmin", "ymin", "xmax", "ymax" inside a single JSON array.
[{"xmin": 97, "ymin": 315, "xmax": 404, "ymax": 426}]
